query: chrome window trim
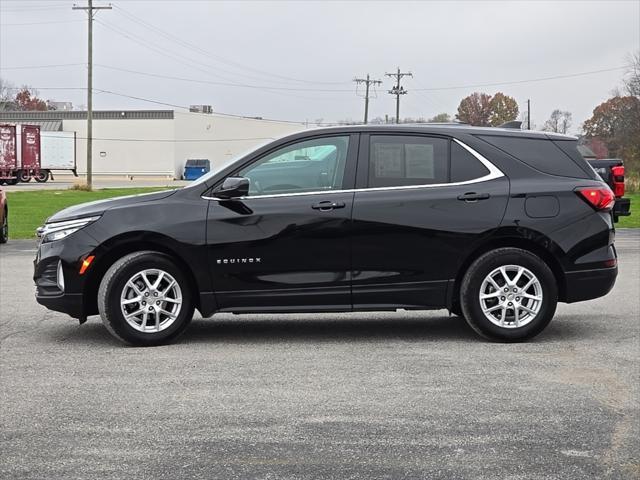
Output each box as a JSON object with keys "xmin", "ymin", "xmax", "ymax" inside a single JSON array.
[{"xmin": 202, "ymin": 138, "xmax": 504, "ymax": 201}]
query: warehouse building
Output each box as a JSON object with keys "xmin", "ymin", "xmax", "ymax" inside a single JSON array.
[{"xmin": 0, "ymin": 110, "xmax": 305, "ymax": 179}]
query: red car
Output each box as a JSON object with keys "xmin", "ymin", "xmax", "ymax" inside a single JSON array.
[{"xmin": 0, "ymin": 186, "xmax": 7, "ymax": 243}]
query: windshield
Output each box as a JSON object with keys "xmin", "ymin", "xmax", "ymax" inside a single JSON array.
[{"xmin": 185, "ymin": 139, "xmax": 274, "ymax": 189}]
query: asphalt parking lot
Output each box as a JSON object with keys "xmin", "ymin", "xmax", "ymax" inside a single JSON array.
[{"xmin": 0, "ymin": 231, "xmax": 638, "ymax": 479}]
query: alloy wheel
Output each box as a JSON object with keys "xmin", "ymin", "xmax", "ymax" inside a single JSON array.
[
  {"xmin": 120, "ymin": 269, "xmax": 182, "ymax": 333},
  {"xmin": 478, "ymin": 264, "xmax": 543, "ymax": 328}
]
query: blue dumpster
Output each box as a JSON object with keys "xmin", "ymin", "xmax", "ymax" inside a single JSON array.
[{"xmin": 183, "ymin": 159, "xmax": 210, "ymax": 181}]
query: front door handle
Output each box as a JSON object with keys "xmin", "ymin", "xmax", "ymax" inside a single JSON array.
[
  {"xmin": 312, "ymin": 200, "xmax": 346, "ymax": 211},
  {"xmin": 457, "ymin": 192, "xmax": 490, "ymax": 202}
]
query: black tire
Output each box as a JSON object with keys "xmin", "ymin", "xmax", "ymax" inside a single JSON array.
[
  {"xmin": 5, "ymin": 178, "xmax": 18, "ymax": 186},
  {"xmin": 34, "ymin": 170, "xmax": 49, "ymax": 183},
  {"xmin": 460, "ymin": 248, "xmax": 557, "ymax": 342},
  {"xmin": 98, "ymin": 251, "xmax": 194, "ymax": 346},
  {"xmin": 18, "ymin": 171, "xmax": 31, "ymax": 183},
  {"xmin": 0, "ymin": 208, "xmax": 8, "ymax": 244}
]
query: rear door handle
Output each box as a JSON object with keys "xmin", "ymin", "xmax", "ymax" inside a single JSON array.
[
  {"xmin": 312, "ymin": 200, "xmax": 346, "ymax": 211},
  {"xmin": 457, "ymin": 192, "xmax": 490, "ymax": 202}
]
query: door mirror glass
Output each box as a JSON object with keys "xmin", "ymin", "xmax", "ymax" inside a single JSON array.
[{"xmin": 216, "ymin": 176, "xmax": 249, "ymax": 199}]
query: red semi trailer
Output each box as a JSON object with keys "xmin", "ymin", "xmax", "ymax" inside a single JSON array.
[
  {"xmin": 18, "ymin": 124, "xmax": 41, "ymax": 182},
  {"xmin": 0, "ymin": 124, "xmax": 18, "ymax": 185},
  {"xmin": 0, "ymin": 124, "xmax": 44, "ymax": 185}
]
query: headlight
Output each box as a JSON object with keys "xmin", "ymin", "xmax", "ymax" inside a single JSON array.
[{"xmin": 37, "ymin": 216, "xmax": 101, "ymax": 243}]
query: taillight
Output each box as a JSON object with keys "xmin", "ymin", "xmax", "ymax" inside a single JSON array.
[
  {"xmin": 576, "ymin": 186, "xmax": 616, "ymax": 211},
  {"xmin": 611, "ymin": 165, "xmax": 625, "ymax": 197}
]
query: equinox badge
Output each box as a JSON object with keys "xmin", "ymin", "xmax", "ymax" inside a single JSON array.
[{"xmin": 216, "ymin": 257, "xmax": 261, "ymax": 264}]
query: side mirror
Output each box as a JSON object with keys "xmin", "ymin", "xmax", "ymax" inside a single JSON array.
[{"xmin": 216, "ymin": 176, "xmax": 249, "ymax": 199}]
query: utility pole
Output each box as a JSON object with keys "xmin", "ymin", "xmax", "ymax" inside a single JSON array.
[
  {"xmin": 353, "ymin": 74, "xmax": 382, "ymax": 124},
  {"xmin": 527, "ymin": 99, "xmax": 531, "ymax": 130},
  {"xmin": 73, "ymin": 0, "xmax": 111, "ymax": 190},
  {"xmin": 386, "ymin": 67, "xmax": 412, "ymax": 124}
]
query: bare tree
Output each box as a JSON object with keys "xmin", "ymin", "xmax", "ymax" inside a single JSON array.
[
  {"xmin": 542, "ymin": 109, "xmax": 572, "ymax": 134},
  {"xmin": 623, "ymin": 51, "xmax": 640, "ymax": 98},
  {"xmin": 0, "ymin": 77, "xmax": 16, "ymax": 111}
]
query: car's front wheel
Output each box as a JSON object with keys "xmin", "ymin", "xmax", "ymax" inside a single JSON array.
[
  {"xmin": 460, "ymin": 248, "xmax": 557, "ymax": 342},
  {"xmin": 98, "ymin": 251, "xmax": 194, "ymax": 346}
]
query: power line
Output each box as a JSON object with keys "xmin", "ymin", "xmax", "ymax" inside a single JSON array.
[
  {"xmin": 92, "ymin": 20, "xmax": 347, "ymax": 102},
  {"xmin": 72, "ymin": 0, "xmax": 112, "ymax": 191},
  {"xmin": 353, "ymin": 74, "xmax": 382, "ymax": 124},
  {"xmin": 94, "ymin": 64, "xmax": 354, "ymax": 93},
  {"xmin": 413, "ymin": 66, "xmax": 626, "ymax": 91},
  {"xmin": 0, "ymin": 64, "xmax": 84, "ymax": 71},
  {"xmin": 34, "ymin": 134, "xmax": 278, "ymax": 143},
  {"xmin": 111, "ymin": 4, "xmax": 350, "ymax": 86},
  {"xmin": 2, "ymin": 86, "xmax": 324, "ymax": 125},
  {"xmin": 0, "ymin": 20, "xmax": 84, "ymax": 26},
  {"xmin": 386, "ymin": 68, "xmax": 412, "ymax": 124}
]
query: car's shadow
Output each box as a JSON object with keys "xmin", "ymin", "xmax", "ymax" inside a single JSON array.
[
  {"xmin": 50, "ymin": 312, "xmax": 591, "ymax": 347},
  {"xmin": 182, "ymin": 314, "xmax": 478, "ymax": 344}
]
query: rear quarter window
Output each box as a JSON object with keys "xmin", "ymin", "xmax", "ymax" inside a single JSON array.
[
  {"xmin": 450, "ymin": 141, "xmax": 490, "ymax": 182},
  {"xmin": 477, "ymin": 135, "xmax": 590, "ymax": 178}
]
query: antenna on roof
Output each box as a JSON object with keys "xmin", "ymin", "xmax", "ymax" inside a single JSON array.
[{"xmin": 499, "ymin": 121, "xmax": 522, "ymax": 129}]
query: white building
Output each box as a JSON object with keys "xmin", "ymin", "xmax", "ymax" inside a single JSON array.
[{"xmin": 0, "ymin": 110, "xmax": 306, "ymax": 179}]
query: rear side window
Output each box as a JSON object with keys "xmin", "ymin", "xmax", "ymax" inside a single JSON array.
[
  {"xmin": 552, "ymin": 140, "xmax": 599, "ymax": 180},
  {"xmin": 450, "ymin": 141, "xmax": 490, "ymax": 182},
  {"xmin": 369, "ymin": 135, "xmax": 448, "ymax": 188},
  {"xmin": 478, "ymin": 135, "xmax": 589, "ymax": 178}
]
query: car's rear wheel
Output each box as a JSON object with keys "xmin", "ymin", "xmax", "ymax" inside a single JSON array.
[
  {"xmin": 460, "ymin": 248, "xmax": 557, "ymax": 342},
  {"xmin": 98, "ymin": 251, "xmax": 194, "ymax": 346}
]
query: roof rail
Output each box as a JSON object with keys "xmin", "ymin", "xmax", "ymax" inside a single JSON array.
[{"xmin": 499, "ymin": 121, "xmax": 522, "ymax": 129}]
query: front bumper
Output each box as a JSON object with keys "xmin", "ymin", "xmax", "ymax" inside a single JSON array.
[
  {"xmin": 564, "ymin": 265, "xmax": 618, "ymax": 303},
  {"xmin": 35, "ymin": 293, "xmax": 84, "ymax": 319},
  {"xmin": 33, "ymin": 230, "xmax": 97, "ymax": 319}
]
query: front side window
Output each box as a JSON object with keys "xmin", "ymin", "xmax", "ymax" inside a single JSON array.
[
  {"xmin": 238, "ymin": 136, "xmax": 349, "ymax": 196},
  {"xmin": 369, "ymin": 135, "xmax": 448, "ymax": 188}
]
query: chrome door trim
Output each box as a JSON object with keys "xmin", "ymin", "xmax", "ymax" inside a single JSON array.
[{"xmin": 202, "ymin": 138, "xmax": 504, "ymax": 201}]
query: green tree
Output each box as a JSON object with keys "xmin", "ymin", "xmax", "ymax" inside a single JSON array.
[{"xmin": 488, "ymin": 92, "xmax": 519, "ymax": 126}]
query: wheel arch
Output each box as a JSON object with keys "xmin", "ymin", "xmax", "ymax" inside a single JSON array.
[
  {"xmin": 82, "ymin": 232, "xmax": 202, "ymax": 317},
  {"xmin": 449, "ymin": 228, "xmax": 567, "ymax": 309}
]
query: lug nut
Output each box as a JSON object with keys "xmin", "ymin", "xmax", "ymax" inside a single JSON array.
[
  {"xmin": 504, "ymin": 288, "xmax": 508, "ymax": 292},
  {"xmin": 508, "ymin": 302, "xmax": 513, "ymax": 306},
  {"xmin": 142, "ymin": 301, "xmax": 146, "ymax": 306},
  {"xmin": 156, "ymin": 301, "xmax": 160, "ymax": 305},
  {"xmin": 516, "ymin": 297, "xmax": 520, "ymax": 301},
  {"xmin": 144, "ymin": 292, "xmax": 149, "ymax": 297},
  {"xmin": 153, "ymin": 292, "xmax": 158, "ymax": 297},
  {"xmin": 148, "ymin": 306, "xmax": 153, "ymax": 311},
  {"xmin": 501, "ymin": 296, "xmax": 505, "ymax": 301}
]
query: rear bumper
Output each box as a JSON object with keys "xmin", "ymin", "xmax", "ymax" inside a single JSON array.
[
  {"xmin": 614, "ymin": 197, "xmax": 631, "ymax": 219},
  {"xmin": 564, "ymin": 265, "xmax": 618, "ymax": 303}
]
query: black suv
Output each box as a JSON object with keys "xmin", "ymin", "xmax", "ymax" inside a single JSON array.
[{"xmin": 34, "ymin": 125, "xmax": 618, "ymax": 345}]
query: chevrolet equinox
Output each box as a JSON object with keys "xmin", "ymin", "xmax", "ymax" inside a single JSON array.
[{"xmin": 34, "ymin": 125, "xmax": 618, "ymax": 345}]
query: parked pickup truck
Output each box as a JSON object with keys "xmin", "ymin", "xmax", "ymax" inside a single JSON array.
[{"xmin": 586, "ymin": 159, "xmax": 632, "ymax": 222}]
